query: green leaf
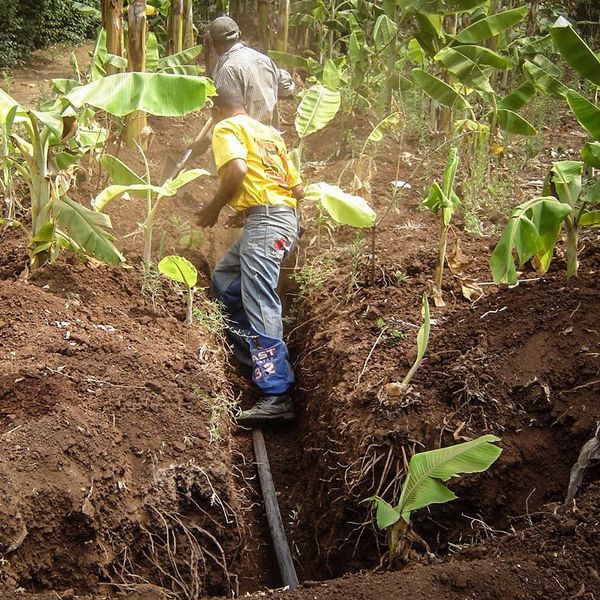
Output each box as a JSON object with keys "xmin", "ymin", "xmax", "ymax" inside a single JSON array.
[
  {"xmin": 0, "ymin": 88, "xmax": 27, "ymax": 125},
  {"xmin": 532, "ymin": 54, "xmax": 561, "ymax": 77},
  {"xmin": 322, "ymin": 59, "xmax": 341, "ymax": 90},
  {"xmin": 367, "ymin": 112, "xmax": 401, "ymax": 142},
  {"xmin": 294, "ymin": 84, "xmax": 341, "ymax": 138},
  {"xmin": 579, "ymin": 210, "xmax": 600, "ymax": 227},
  {"xmin": 490, "ymin": 197, "xmax": 571, "ymax": 284},
  {"xmin": 523, "ymin": 60, "xmax": 568, "ymax": 99},
  {"xmin": 434, "ymin": 47, "xmax": 493, "ymax": 93},
  {"xmin": 305, "ymin": 182, "xmax": 376, "ymax": 228},
  {"xmin": 105, "ymin": 53, "xmax": 128, "ymax": 69},
  {"xmin": 364, "ymin": 496, "xmax": 401, "ymax": 530},
  {"xmin": 399, "ymin": 0, "xmax": 487, "ymax": 14},
  {"xmin": 94, "ymin": 168, "xmax": 207, "ymax": 211},
  {"xmin": 146, "ymin": 32, "xmax": 160, "ymax": 72},
  {"xmin": 412, "ymin": 68, "xmax": 471, "ymax": 110},
  {"xmin": 268, "ymin": 50, "xmax": 310, "ymax": 71},
  {"xmin": 373, "ymin": 14, "xmax": 397, "ymax": 52},
  {"xmin": 90, "ymin": 28, "xmax": 107, "ymax": 81},
  {"xmin": 550, "ymin": 17, "xmax": 600, "ymax": 87},
  {"xmin": 53, "ymin": 196, "xmax": 124, "ymax": 265},
  {"xmin": 496, "ymin": 109, "xmax": 538, "ymax": 136},
  {"xmin": 158, "ymin": 44, "xmax": 203, "ymax": 70},
  {"xmin": 397, "ymin": 435, "xmax": 502, "ymax": 522},
  {"xmin": 450, "ymin": 44, "xmax": 512, "ymax": 70},
  {"xmin": 407, "ymin": 38, "xmax": 426, "ymax": 66},
  {"xmin": 50, "ymin": 78, "xmax": 80, "ymax": 95},
  {"xmin": 550, "ymin": 160, "xmax": 582, "ymax": 207},
  {"xmin": 583, "ymin": 178, "xmax": 600, "ymax": 205},
  {"xmin": 78, "ymin": 127, "xmax": 108, "ymax": 148},
  {"xmin": 415, "ymin": 14, "xmax": 445, "ymax": 57},
  {"xmin": 100, "ymin": 155, "xmax": 146, "ymax": 187},
  {"xmin": 566, "ymin": 90, "xmax": 600, "ymax": 140},
  {"xmin": 455, "ymin": 6, "xmax": 528, "ymax": 43},
  {"xmin": 67, "ymin": 73, "xmax": 216, "ymax": 117},
  {"xmin": 581, "ymin": 142, "xmax": 600, "ymax": 168},
  {"xmin": 158, "ymin": 255, "xmax": 198, "ymax": 289},
  {"xmin": 499, "ymin": 81, "xmax": 536, "ymax": 111}
]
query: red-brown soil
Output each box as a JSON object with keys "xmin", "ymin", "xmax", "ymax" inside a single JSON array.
[{"xmin": 1, "ymin": 42, "xmax": 599, "ymax": 600}]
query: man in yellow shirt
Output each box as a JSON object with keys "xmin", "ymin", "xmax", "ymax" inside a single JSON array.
[{"xmin": 197, "ymin": 89, "xmax": 303, "ymax": 425}]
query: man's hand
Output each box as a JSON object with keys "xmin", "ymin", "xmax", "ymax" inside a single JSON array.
[{"xmin": 196, "ymin": 201, "xmax": 222, "ymax": 228}]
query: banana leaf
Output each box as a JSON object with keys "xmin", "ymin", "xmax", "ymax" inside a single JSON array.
[
  {"xmin": 496, "ymin": 108, "xmax": 537, "ymax": 136},
  {"xmin": 550, "ymin": 160, "xmax": 582, "ymax": 207},
  {"xmin": 305, "ymin": 182, "xmax": 376, "ymax": 227},
  {"xmin": 158, "ymin": 44, "xmax": 203, "ymax": 69},
  {"xmin": 412, "ymin": 68, "xmax": 471, "ymax": 110},
  {"xmin": 490, "ymin": 197, "xmax": 572, "ymax": 284},
  {"xmin": 53, "ymin": 196, "xmax": 124, "ymax": 265},
  {"xmin": 550, "ymin": 17, "xmax": 600, "ymax": 87},
  {"xmin": 158, "ymin": 255, "xmax": 198, "ymax": 288},
  {"xmin": 566, "ymin": 90, "xmax": 600, "ymax": 140},
  {"xmin": 66, "ymin": 73, "xmax": 216, "ymax": 117},
  {"xmin": 294, "ymin": 84, "xmax": 341, "ymax": 138},
  {"xmin": 367, "ymin": 112, "xmax": 401, "ymax": 142},
  {"xmin": 450, "ymin": 44, "xmax": 512, "ymax": 69},
  {"xmin": 499, "ymin": 81, "xmax": 536, "ymax": 111},
  {"xmin": 523, "ymin": 60, "xmax": 568, "ymax": 99},
  {"xmin": 581, "ymin": 142, "xmax": 600, "ymax": 168},
  {"xmin": 455, "ymin": 6, "xmax": 528, "ymax": 44},
  {"xmin": 579, "ymin": 210, "xmax": 600, "ymax": 227},
  {"xmin": 434, "ymin": 47, "xmax": 493, "ymax": 93},
  {"xmin": 373, "ymin": 14, "xmax": 397, "ymax": 52},
  {"xmin": 397, "ymin": 435, "xmax": 502, "ymax": 521},
  {"xmin": 94, "ymin": 168, "xmax": 208, "ymax": 211}
]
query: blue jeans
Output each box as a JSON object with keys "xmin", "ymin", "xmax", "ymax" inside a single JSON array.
[{"xmin": 212, "ymin": 210, "xmax": 298, "ymax": 395}]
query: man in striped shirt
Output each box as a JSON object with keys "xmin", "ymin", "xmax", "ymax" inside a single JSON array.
[{"xmin": 189, "ymin": 16, "xmax": 294, "ymax": 158}]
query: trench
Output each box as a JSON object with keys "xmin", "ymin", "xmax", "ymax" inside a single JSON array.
[{"xmin": 219, "ymin": 258, "xmax": 600, "ymax": 594}]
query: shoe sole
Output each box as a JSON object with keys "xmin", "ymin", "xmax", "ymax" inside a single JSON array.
[{"xmin": 237, "ymin": 412, "xmax": 296, "ymax": 425}]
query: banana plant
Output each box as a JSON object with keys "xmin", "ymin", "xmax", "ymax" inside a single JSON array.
[
  {"xmin": 490, "ymin": 161, "xmax": 599, "ymax": 283},
  {"xmin": 407, "ymin": 2, "xmax": 536, "ymax": 137},
  {"xmin": 291, "ymin": 60, "xmax": 343, "ymax": 168},
  {"xmin": 1, "ymin": 89, "xmax": 121, "ymax": 269},
  {"xmin": 94, "ymin": 153, "xmax": 208, "ymax": 264},
  {"xmin": 420, "ymin": 147, "xmax": 461, "ymax": 307},
  {"xmin": 366, "ymin": 434, "xmax": 502, "ymax": 567},
  {"xmin": 158, "ymin": 255, "xmax": 198, "ymax": 323}
]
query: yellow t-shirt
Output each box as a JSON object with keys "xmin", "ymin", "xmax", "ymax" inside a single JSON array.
[{"xmin": 211, "ymin": 114, "xmax": 302, "ymax": 212}]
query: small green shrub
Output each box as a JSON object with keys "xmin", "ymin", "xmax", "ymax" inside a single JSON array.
[{"xmin": 0, "ymin": 0, "xmax": 100, "ymax": 69}]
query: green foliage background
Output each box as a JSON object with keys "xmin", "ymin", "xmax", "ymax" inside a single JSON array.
[{"xmin": 0, "ymin": 0, "xmax": 100, "ymax": 70}]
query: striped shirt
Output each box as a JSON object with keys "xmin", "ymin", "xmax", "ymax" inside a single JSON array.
[{"xmin": 213, "ymin": 42, "xmax": 295, "ymax": 127}]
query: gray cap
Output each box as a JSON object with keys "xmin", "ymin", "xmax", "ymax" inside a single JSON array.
[{"xmin": 209, "ymin": 16, "xmax": 241, "ymax": 42}]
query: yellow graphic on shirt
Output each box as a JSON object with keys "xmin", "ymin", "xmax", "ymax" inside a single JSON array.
[{"xmin": 211, "ymin": 114, "xmax": 302, "ymax": 212}]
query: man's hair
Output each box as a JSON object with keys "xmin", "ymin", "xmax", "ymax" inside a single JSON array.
[{"xmin": 212, "ymin": 88, "xmax": 246, "ymax": 112}]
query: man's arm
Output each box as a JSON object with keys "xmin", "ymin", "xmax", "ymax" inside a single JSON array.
[
  {"xmin": 291, "ymin": 184, "xmax": 304, "ymax": 201},
  {"xmin": 277, "ymin": 68, "xmax": 295, "ymax": 98},
  {"xmin": 197, "ymin": 159, "xmax": 248, "ymax": 228}
]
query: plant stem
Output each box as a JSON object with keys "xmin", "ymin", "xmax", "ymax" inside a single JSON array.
[
  {"xmin": 433, "ymin": 219, "xmax": 449, "ymax": 306},
  {"xmin": 186, "ymin": 286, "xmax": 193, "ymax": 324},
  {"xmin": 564, "ymin": 216, "xmax": 578, "ymax": 277}
]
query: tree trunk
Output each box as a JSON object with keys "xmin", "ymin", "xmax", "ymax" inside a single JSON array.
[
  {"xmin": 104, "ymin": 0, "xmax": 124, "ymax": 75},
  {"xmin": 167, "ymin": 0, "xmax": 184, "ymax": 55},
  {"xmin": 527, "ymin": 0, "xmax": 540, "ymax": 36},
  {"xmin": 183, "ymin": 0, "xmax": 194, "ymax": 48},
  {"xmin": 276, "ymin": 0, "xmax": 290, "ymax": 52},
  {"xmin": 125, "ymin": 0, "xmax": 148, "ymax": 150},
  {"xmin": 258, "ymin": 0, "xmax": 271, "ymax": 51}
]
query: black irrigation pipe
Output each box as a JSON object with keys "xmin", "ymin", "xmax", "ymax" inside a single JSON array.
[{"xmin": 252, "ymin": 428, "xmax": 299, "ymax": 590}]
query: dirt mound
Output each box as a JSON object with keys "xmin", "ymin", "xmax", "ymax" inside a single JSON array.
[{"xmin": 0, "ymin": 247, "xmax": 244, "ymax": 597}]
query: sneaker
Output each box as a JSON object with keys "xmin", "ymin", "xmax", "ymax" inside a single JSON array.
[{"xmin": 236, "ymin": 394, "xmax": 295, "ymax": 425}]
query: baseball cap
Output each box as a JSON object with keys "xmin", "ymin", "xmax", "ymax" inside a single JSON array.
[{"xmin": 209, "ymin": 16, "xmax": 241, "ymax": 42}]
